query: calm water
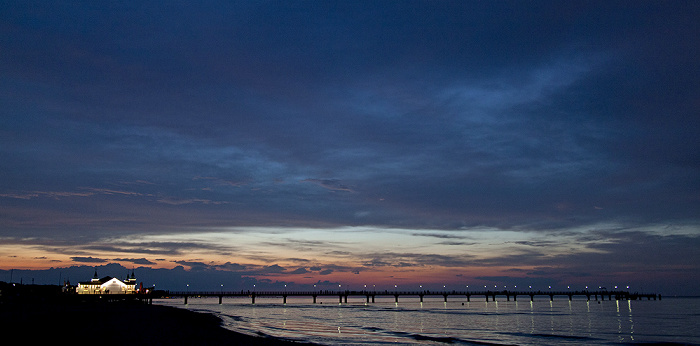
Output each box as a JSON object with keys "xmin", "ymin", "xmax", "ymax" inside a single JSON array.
[{"xmin": 156, "ymin": 296, "xmax": 700, "ymax": 345}]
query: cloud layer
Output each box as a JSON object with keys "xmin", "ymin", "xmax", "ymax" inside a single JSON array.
[{"xmin": 1, "ymin": 1, "xmax": 699, "ymax": 294}]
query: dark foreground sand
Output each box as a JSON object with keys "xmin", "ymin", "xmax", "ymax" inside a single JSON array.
[{"xmin": 0, "ymin": 299, "xmax": 318, "ymax": 345}]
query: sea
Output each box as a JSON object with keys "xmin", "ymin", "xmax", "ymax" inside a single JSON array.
[{"xmin": 155, "ymin": 295, "xmax": 700, "ymax": 345}]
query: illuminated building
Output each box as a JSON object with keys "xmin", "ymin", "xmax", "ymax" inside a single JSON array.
[{"xmin": 76, "ymin": 270, "xmax": 138, "ymax": 295}]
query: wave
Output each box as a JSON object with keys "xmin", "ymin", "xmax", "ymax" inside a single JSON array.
[
  {"xmin": 502, "ymin": 331, "xmax": 597, "ymax": 341},
  {"xmin": 359, "ymin": 325, "xmax": 518, "ymax": 345}
]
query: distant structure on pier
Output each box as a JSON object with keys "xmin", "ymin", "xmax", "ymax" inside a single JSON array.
[{"xmin": 76, "ymin": 269, "xmax": 138, "ymax": 295}]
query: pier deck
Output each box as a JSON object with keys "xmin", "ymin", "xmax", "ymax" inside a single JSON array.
[{"xmin": 158, "ymin": 290, "xmax": 660, "ymax": 304}]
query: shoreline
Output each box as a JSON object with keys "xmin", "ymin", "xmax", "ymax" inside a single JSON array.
[{"xmin": 0, "ymin": 299, "xmax": 319, "ymax": 345}]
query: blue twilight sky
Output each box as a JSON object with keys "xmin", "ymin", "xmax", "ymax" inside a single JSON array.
[{"xmin": 1, "ymin": 1, "xmax": 699, "ymax": 294}]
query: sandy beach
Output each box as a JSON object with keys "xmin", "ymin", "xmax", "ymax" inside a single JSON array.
[{"xmin": 0, "ymin": 298, "xmax": 317, "ymax": 345}]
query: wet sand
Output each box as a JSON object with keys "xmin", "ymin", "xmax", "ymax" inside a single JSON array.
[{"xmin": 0, "ymin": 299, "xmax": 317, "ymax": 345}]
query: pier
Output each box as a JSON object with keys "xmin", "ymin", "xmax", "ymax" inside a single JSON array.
[{"xmin": 158, "ymin": 290, "xmax": 661, "ymax": 305}]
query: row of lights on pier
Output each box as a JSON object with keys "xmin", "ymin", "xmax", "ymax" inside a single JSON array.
[{"xmin": 189, "ymin": 283, "xmax": 631, "ymax": 292}]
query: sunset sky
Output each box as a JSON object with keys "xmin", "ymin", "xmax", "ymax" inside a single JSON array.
[{"xmin": 1, "ymin": 1, "xmax": 699, "ymax": 294}]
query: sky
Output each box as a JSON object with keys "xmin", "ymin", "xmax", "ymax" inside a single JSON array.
[{"xmin": 1, "ymin": 1, "xmax": 699, "ymax": 295}]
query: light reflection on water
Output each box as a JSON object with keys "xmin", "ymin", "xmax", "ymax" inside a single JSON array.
[{"xmin": 156, "ymin": 296, "xmax": 700, "ymax": 345}]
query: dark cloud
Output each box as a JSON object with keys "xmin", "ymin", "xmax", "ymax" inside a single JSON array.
[
  {"xmin": 361, "ymin": 252, "xmax": 475, "ymax": 269},
  {"xmin": 511, "ymin": 240, "xmax": 561, "ymax": 248},
  {"xmin": 113, "ymin": 258, "xmax": 156, "ymax": 265},
  {"xmin": 438, "ymin": 241, "xmax": 476, "ymax": 246},
  {"xmin": 173, "ymin": 261, "xmax": 212, "ymax": 271},
  {"xmin": 412, "ymin": 233, "xmax": 469, "ymax": 239},
  {"xmin": 71, "ymin": 256, "xmax": 107, "ymax": 263},
  {"xmin": 284, "ymin": 258, "xmax": 311, "ymax": 263},
  {"xmin": 301, "ymin": 179, "xmax": 353, "ymax": 192},
  {"xmin": 261, "ymin": 264, "xmax": 286, "ymax": 274},
  {"xmin": 216, "ymin": 262, "xmax": 247, "ymax": 272},
  {"xmin": 289, "ymin": 268, "xmax": 309, "ymax": 275}
]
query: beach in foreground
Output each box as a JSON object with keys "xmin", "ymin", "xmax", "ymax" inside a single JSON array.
[{"xmin": 0, "ymin": 299, "xmax": 317, "ymax": 345}]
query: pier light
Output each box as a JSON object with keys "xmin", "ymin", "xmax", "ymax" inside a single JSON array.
[
  {"xmin": 626, "ymin": 286, "xmax": 630, "ymax": 289},
  {"xmin": 548, "ymin": 286, "xmax": 551, "ymax": 289},
  {"xmin": 567, "ymin": 286, "xmax": 570, "ymax": 289},
  {"xmin": 615, "ymin": 286, "xmax": 618, "ymax": 289},
  {"xmin": 529, "ymin": 285, "xmax": 532, "ymax": 290}
]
